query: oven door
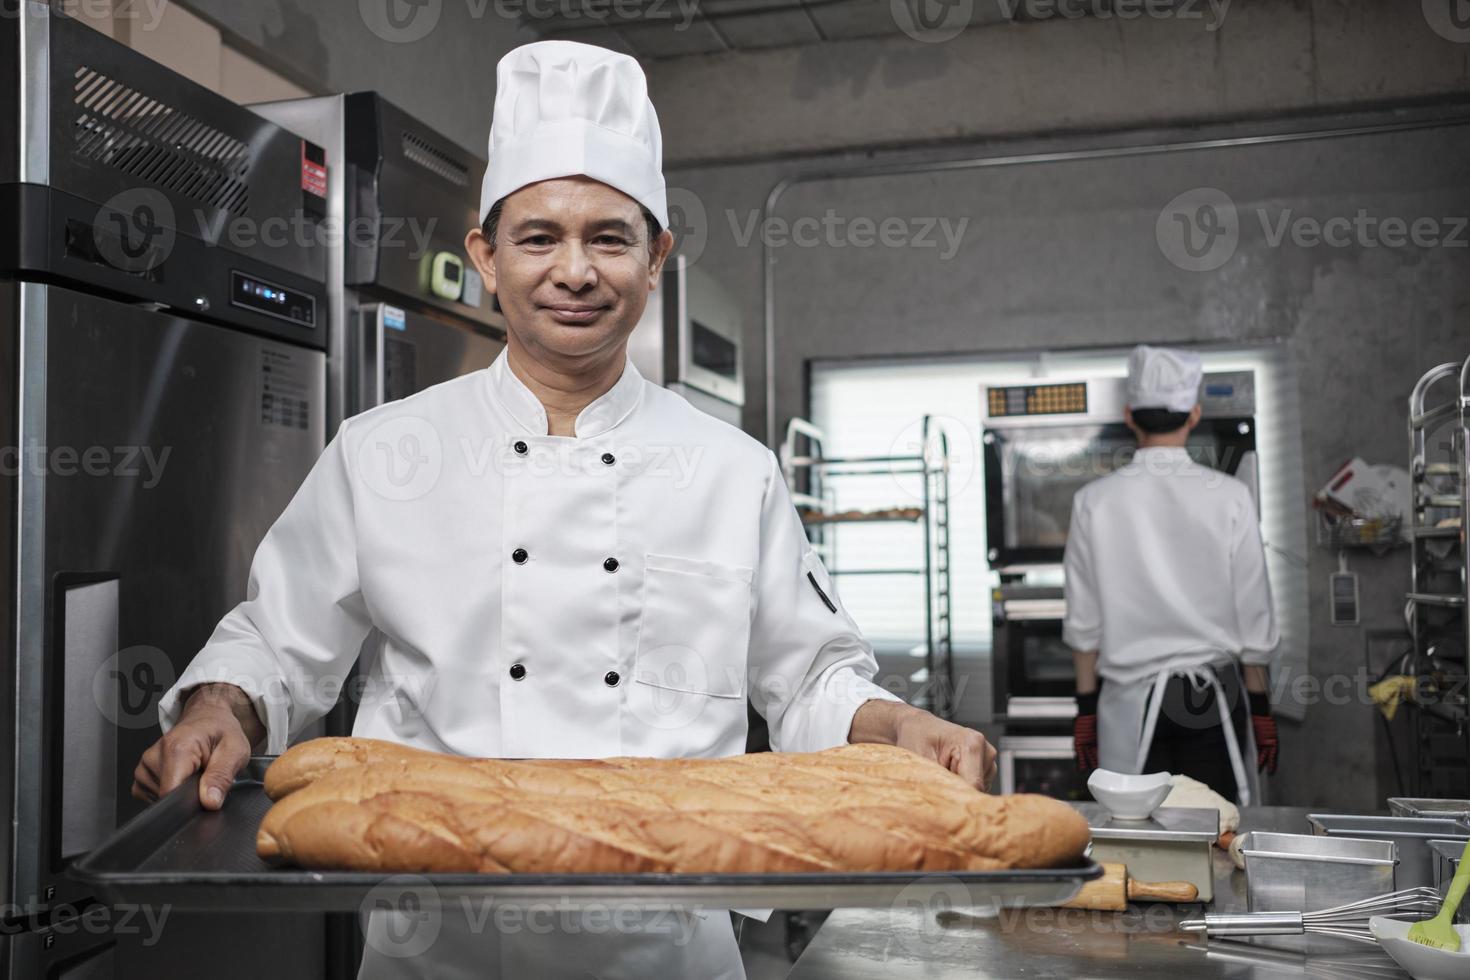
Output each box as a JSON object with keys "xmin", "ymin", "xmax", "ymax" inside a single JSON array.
[
  {"xmin": 998, "ymin": 735, "xmax": 1092, "ymax": 800},
  {"xmin": 994, "ymin": 616, "xmax": 1079, "ymax": 723},
  {"xmin": 983, "ymin": 418, "xmax": 1256, "ymax": 568}
]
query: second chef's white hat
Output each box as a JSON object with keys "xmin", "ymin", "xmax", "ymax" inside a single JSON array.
[
  {"xmin": 1126, "ymin": 344, "xmax": 1203, "ymax": 412},
  {"xmin": 479, "ymin": 40, "xmax": 668, "ymax": 231}
]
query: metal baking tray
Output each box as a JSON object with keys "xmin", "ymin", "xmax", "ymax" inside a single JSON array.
[{"xmin": 71, "ymin": 758, "xmax": 1102, "ymax": 912}]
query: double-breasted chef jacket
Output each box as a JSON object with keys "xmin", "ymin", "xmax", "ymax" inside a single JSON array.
[
  {"xmin": 160, "ymin": 348, "xmax": 904, "ymax": 978},
  {"xmin": 1062, "ymin": 446, "xmax": 1279, "ymax": 803},
  {"xmin": 161, "ymin": 347, "xmax": 901, "ymax": 759}
]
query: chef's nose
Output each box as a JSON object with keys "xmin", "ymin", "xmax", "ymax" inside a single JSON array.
[{"xmin": 550, "ymin": 240, "xmax": 599, "ymax": 292}]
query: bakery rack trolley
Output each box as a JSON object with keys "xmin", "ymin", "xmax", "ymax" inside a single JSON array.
[
  {"xmin": 1404, "ymin": 355, "xmax": 1470, "ymax": 798},
  {"xmin": 779, "ymin": 416, "xmax": 954, "ymax": 718}
]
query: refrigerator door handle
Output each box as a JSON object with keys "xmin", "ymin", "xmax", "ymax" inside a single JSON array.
[{"xmin": 55, "ymin": 572, "xmax": 122, "ymax": 864}]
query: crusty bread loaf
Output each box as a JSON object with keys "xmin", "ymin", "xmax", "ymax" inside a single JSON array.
[{"xmin": 257, "ymin": 738, "xmax": 1090, "ymax": 875}]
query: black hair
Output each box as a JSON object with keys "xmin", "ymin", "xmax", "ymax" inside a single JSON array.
[
  {"xmin": 480, "ymin": 196, "xmax": 663, "ymax": 252},
  {"xmin": 1130, "ymin": 408, "xmax": 1193, "ymax": 434}
]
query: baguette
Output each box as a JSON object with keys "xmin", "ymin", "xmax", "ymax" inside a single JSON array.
[{"xmin": 257, "ymin": 739, "xmax": 1090, "ymax": 875}]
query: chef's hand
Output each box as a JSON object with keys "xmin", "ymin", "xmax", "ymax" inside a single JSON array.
[
  {"xmin": 1248, "ymin": 691, "xmax": 1278, "ymax": 776},
  {"xmin": 850, "ymin": 700, "xmax": 998, "ymax": 792},
  {"xmin": 132, "ymin": 683, "xmax": 264, "ymax": 810},
  {"xmin": 1073, "ymin": 690, "xmax": 1099, "ymax": 773}
]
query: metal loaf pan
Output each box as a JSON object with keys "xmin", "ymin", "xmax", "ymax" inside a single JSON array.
[
  {"xmin": 71, "ymin": 759, "xmax": 1102, "ymax": 912},
  {"xmin": 1430, "ymin": 839, "xmax": 1469, "ymax": 924},
  {"xmin": 1389, "ymin": 798, "xmax": 1470, "ymax": 821},
  {"xmin": 1308, "ymin": 813, "xmax": 1470, "ymax": 890}
]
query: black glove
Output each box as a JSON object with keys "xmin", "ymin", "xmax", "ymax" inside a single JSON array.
[{"xmin": 1074, "ymin": 689, "xmax": 1099, "ymax": 772}]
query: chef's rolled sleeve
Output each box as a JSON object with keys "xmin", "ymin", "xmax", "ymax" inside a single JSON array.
[
  {"xmin": 158, "ymin": 421, "xmax": 371, "ymax": 754},
  {"xmin": 746, "ymin": 451, "xmax": 904, "ymax": 754},
  {"xmin": 1230, "ymin": 489, "xmax": 1280, "ymax": 666},
  {"xmin": 1062, "ymin": 495, "xmax": 1102, "ymax": 652}
]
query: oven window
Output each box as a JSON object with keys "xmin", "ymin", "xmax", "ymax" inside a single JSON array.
[
  {"xmin": 1020, "ymin": 633, "xmax": 1077, "ymax": 686},
  {"xmin": 990, "ymin": 421, "xmax": 1253, "ymax": 556}
]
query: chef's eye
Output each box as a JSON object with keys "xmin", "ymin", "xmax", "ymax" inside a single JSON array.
[
  {"xmin": 516, "ymin": 235, "xmax": 556, "ymax": 247},
  {"xmin": 593, "ymin": 235, "xmax": 631, "ymax": 248}
]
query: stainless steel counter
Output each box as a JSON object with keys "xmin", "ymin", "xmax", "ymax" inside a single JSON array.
[{"xmin": 787, "ymin": 807, "xmax": 1411, "ymax": 979}]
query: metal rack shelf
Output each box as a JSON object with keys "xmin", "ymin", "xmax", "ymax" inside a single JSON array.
[
  {"xmin": 1403, "ymin": 356, "xmax": 1470, "ymax": 798},
  {"xmin": 780, "ymin": 416, "xmax": 954, "ymax": 719}
]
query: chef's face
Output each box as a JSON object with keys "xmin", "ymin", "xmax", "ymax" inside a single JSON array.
[{"xmin": 465, "ymin": 176, "xmax": 675, "ymax": 367}]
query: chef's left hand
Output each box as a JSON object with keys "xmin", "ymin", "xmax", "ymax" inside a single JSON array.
[{"xmin": 851, "ymin": 700, "xmax": 998, "ymax": 792}]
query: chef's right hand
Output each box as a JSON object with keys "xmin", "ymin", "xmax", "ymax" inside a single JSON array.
[
  {"xmin": 132, "ymin": 683, "xmax": 261, "ymax": 810},
  {"xmin": 1073, "ymin": 690, "xmax": 1099, "ymax": 772}
]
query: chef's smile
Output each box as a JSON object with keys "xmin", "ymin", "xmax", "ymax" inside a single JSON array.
[{"xmin": 465, "ymin": 176, "xmax": 668, "ymax": 369}]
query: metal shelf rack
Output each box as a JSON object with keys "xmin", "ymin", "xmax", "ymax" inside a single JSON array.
[
  {"xmin": 779, "ymin": 417, "xmax": 954, "ymax": 718},
  {"xmin": 1405, "ymin": 357, "xmax": 1470, "ymax": 798}
]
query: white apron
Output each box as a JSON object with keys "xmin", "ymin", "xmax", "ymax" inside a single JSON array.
[
  {"xmin": 359, "ymin": 905, "xmax": 744, "ymax": 980},
  {"xmin": 1096, "ymin": 656, "xmax": 1259, "ymax": 806}
]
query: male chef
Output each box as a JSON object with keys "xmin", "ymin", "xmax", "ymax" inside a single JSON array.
[
  {"xmin": 132, "ymin": 39, "xmax": 995, "ymax": 979},
  {"xmin": 1064, "ymin": 345, "xmax": 1280, "ymax": 805}
]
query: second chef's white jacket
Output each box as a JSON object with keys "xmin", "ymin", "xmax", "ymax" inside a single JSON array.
[
  {"xmin": 158, "ymin": 348, "xmax": 902, "ymax": 979},
  {"xmin": 1061, "ymin": 446, "xmax": 1279, "ymax": 685}
]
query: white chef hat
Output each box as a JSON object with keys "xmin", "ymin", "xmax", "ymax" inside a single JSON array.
[
  {"xmin": 1126, "ymin": 344, "xmax": 1203, "ymax": 412},
  {"xmin": 479, "ymin": 40, "xmax": 668, "ymax": 232}
]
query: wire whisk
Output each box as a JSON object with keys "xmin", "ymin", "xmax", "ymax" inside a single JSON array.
[{"xmin": 1179, "ymin": 888, "xmax": 1445, "ymax": 945}]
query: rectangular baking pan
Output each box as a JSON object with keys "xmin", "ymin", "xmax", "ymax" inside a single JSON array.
[{"xmin": 71, "ymin": 758, "xmax": 1102, "ymax": 911}]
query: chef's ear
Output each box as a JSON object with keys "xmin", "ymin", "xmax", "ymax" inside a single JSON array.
[
  {"xmin": 1186, "ymin": 403, "xmax": 1203, "ymax": 431},
  {"xmin": 646, "ymin": 227, "xmax": 675, "ymax": 291},
  {"xmin": 465, "ymin": 227, "xmax": 497, "ymax": 296}
]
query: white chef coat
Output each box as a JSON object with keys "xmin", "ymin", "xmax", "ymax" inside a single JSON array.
[
  {"xmin": 159, "ymin": 348, "xmax": 903, "ymax": 979},
  {"xmin": 1061, "ymin": 447, "xmax": 1279, "ymax": 686}
]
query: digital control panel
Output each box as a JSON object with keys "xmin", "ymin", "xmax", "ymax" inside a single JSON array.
[
  {"xmin": 986, "ymin": 382, "xmax": 1089, "ymax": 418},
  {"xmin": 231, "ymin": 271, "xmax": 317, "ymax": 329}
]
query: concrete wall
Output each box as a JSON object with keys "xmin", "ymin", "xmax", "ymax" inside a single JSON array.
[
  {"xmin": 172, "ymin": 0, "xmax": 528, "ymax": 153},
  {"xmin": 646, "ymin": 0, "xmax": 1470, "ymax": 166},
  {"xmin": 662, "ymin": 113, "xmax": 1470, "ymax": 808}
]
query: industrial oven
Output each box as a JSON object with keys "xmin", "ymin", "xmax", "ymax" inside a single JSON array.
[{"xmin": 981, "ymin": 371, "xmax": 1259, "ymax": 795}]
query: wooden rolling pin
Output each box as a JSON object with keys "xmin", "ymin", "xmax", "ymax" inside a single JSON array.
[{"xmin": 1060, "ymin": 863, "xmax": 1199, "ymax": 911}]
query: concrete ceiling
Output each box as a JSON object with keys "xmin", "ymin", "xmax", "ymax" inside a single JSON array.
[{"xmin": 523, "ymin": 0, "xmax": 1026, "ymax": 58}]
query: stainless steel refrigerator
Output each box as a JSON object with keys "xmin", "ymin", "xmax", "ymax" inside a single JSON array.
[{"xmin": 1, "ymin": 5, "xmax": 329, "ymax": 977}]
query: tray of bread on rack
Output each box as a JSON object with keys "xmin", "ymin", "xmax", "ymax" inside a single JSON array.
[{"xmin": 70, "ymin": 738, "xmax": 1100, "ymax": 911}]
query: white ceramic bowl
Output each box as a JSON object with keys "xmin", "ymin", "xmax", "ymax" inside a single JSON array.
[
  {"xmin": 1087, "ymin": 769, "xmax": 1173, "ymax": 820},
  {"xmin": 1370, "ymin": 915, "xmax": 1470, "ymax": 980}
]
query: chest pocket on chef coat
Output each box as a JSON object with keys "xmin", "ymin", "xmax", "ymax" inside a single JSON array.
[{"xmin": 633, "ymin": 553, "xmax": 753, "ymax": 699}]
